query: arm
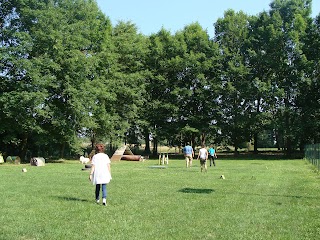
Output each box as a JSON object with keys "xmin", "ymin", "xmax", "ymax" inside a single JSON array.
[
  {"xmin": 89, "ymin": 165, "xmax": 95, "ymax": 181},
  {"xmin": 108, "ymin": 163, "xmax": 111, "ymax": 178}
]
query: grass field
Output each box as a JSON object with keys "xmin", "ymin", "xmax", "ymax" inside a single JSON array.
[{"xmin": 0, "ymin": 158, "xmax": 319, "ymax": 240}]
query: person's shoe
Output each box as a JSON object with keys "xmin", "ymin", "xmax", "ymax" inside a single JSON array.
[
  {"xmin": 96, "ymin": 199, "xmax": 100, "ymax": 204},
  {"xmin": 102, "ymin": 198, "xmax": 107, "ymax": 206}
]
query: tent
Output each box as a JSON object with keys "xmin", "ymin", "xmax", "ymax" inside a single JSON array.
[
  {"xmin": 6, "ymin": 156, "xmax": 21, "ymax": 164},
  {"xmin": 110, "ymin": 145, "xmax": 141, "ymax": 161},
  {"xmin": 30, "ymin": 157, "xmax": 45, "ymax": 166}
]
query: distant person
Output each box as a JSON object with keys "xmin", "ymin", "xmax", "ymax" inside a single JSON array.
[
  {"xmin": 183, "ymin": 142, "xmax": 194, "ymax": 168},
  {"xmin": 89, "ymin": 143, "xmax": 112, "ymax": 206},
  {"xmin": 197, "ymin": 144, "xmax": 208, "ymax": 172},
  {"xmin": 208, "ymin": 145, "xmax": 217, "ymax": 167}
]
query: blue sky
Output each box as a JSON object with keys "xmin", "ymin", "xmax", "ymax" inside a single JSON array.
[{"xmin": 96, "ymin": 0, "xmax": 320, "ymax": 37}]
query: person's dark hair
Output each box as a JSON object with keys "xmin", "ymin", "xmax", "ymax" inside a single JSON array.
[{"xmin": 95, "ymin": 143, "xmax": 105, "ymax": 153}]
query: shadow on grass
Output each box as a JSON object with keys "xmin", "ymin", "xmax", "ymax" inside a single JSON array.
[
  {"xmin": 237, "ymin": 192, "xmax": 320, "ymax": 200},
  {"xmin": 178, "ymin": 188, "xmax": 214, "ymax": 194},
  {"xmin": 55, "ymin": 196, "xmax": 90, "ymax": 202}
]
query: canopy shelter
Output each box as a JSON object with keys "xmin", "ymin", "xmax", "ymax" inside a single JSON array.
[{"xmin": 110, "ymin": 145, "xmax": 141, "ymax": 161}]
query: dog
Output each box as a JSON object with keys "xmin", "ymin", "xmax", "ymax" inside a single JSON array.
[{"xmin": 80, "ymin": 156, "xmax": 90, "ymax": 164}]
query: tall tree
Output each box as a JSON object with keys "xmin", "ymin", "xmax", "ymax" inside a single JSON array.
[
  {"xmin": 214, "ymin": 10, "xmax": 252, "ymax": 154},
  {"xmin": 247, "ymin": 12, "xmax": 278, "ymax": 153},
  {"xmin": 0, "ymin": 0, "xmax": 110, "ymax": 159},
  {"xmin": 145, "ymin": 28, "xmax": 181, "ymax": 155},
  {"xmin": 298, "ymin": 13, "xmax": 320, "ymax": 147},
  {"xmin": 102, "ymin": 21, "xmax": 148, "ymax": 149},
  {"xmin": 0, "ymin": 0, "xmax": 53, "ymax": 159},
  {"xmin": 146, "ymin": 23, "xmax": 220, "ymax": 153},
  {"xmin": 172, "ymin": 23, "xmax": 220, "ymax": 147},
  {"xmin": 267, "ymin": 0, "xmax": 312, "ymax": 153}
]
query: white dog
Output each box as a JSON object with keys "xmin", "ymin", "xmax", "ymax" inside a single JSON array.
[{"xmin": 80, "ymin": 156, "xmax": 90, "ymax": 164}]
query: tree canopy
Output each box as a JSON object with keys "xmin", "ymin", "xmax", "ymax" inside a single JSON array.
[{"xmin": 0, "ymin": 0, "xmax": 319, "ymax": 160}]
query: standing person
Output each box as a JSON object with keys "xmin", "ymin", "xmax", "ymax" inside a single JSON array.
[
  {"xmin": 208, "ymin": 145, "xmax": 217, "ymax": 167},
  {"xmin": 183, "ymin": 142, "xmax": 194, "ymax": 168},
  {"xmin": 89, "ymin": 143, "xmax": 112, "ymax": 206},
  {"xmin": 197, "ymin": 145, "xmax": 208, "ymax": 172}
]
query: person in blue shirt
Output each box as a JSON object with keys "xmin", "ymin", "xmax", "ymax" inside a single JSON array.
[
  {"xmin": 208, "ymin": 145, "xmax": 217, "ymax": 167},
  {"xmin": 183, "ymin": 142, "xmax": 194, "ymax": 168}
]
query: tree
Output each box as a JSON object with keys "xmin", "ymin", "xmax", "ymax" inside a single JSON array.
[
  {"xmin": 297, "ymin": 13, "xmax": 320, "ymax": 147},
  {"xmin": 0, "ymin": 0, "xmax": 111, "ymax": 159},
  {"xmin": 267, "ymin": 0, "xmax": 312, "ymax": 153},
  {"xmin": 145, "ymin": 23, "xmax": 220, "ymax": 154},
  {"xmin": 0, "ymin": 0, "xmax": 53, "ymax": 159},
  {"xmin": 101, "ymin": 21, "xmax": 148, "ymax": 150},
  {"xmin": 172, "ymin": 23, "xmax": 221, "ymax": 147},
  {"xmin": 145, "ymin": 28, "xmax": 181, "ymax": 155},
  {"xmin": 247, "ymin": 12, "xmax": 278, "ymax": 153},
  {"xmin": 214, "ymin": 10, "xmax": 252, "ymax": 154}
]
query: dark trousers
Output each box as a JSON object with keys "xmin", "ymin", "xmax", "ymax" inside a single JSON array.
[
  {"xmin": 95, "ymin": 184, "xmax": 107, "ymax": 200},
  {"xmin": 208, "ymin": 155, "xmax": 216, "ymax": 166}
]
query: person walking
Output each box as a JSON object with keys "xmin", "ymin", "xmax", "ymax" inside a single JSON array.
[
  {"xmin": 197, "ymin": 145, "xmax": 208, "ymax": 172},
  {"xmin": 208, "ymin": 145, "xmax": 217, "ymax": 167},
  {"xmin": 183, "ymin": 142, "xmax": 194, "ymax": 168},
  {"xmin": 89, "ymin": 143, "xmax": 112, "ymax": 206}
]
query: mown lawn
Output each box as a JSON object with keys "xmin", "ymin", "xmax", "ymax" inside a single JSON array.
[{"xmin": 0, "ymin": 158, "xmax": 319, "ymax": 240}]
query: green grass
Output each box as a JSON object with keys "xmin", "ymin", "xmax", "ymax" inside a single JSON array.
[{"xmin": 0, "ymin": 158, "xmax": 319, "ymax": 240}]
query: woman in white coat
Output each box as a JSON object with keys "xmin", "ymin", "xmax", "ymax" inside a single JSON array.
[{"xmin": 89, "ymin": 143, "xmax": 112, "ymax": 206}]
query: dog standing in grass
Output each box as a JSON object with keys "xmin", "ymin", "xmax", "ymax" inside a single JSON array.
[
  {"xmin": 80, "ymin": 156, "xmax": 90, "ymax": 164},
  {"xmin": 197, "ymin": 145, "xmax": 208, "ymax": 172}
]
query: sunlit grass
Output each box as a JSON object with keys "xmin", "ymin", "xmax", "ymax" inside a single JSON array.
[{"xmin": 0, "ymin": 158, "xmax": 319, "ymax": 239}]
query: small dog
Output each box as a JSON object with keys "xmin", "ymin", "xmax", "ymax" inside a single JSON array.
[{"xmin": 80, "ymin": 156, "xmax": 90, "ymax": 164}]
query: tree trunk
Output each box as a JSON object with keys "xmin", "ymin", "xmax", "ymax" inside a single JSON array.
[
  {"xmin": 299, "ymin": 141, "xmax": 305, "ymax": 153},
  {"xmin": 234, "ymin": 146, "xmax": 239, "ymax": 155},
  {"xmin": 275, "ymin": 130, "xmax": 281, "ymax": 150},
  {"xmin": 254, "ymin": 98, "xmax": 261, "ymax": 154},
  {"xmin": 285, "ymin": 137, "xmax": 292, "ymax": 156},
  {"xmin": 201, "ymin": 132, "xmax": 206, "ymax": 146},
  {"xmin": 253, "ymin": 132, "xmax": 258, "ymax": 153},
  {"xmin": 91, "ymin": 132, "xmax": 96, "ymax": 150},
  {"xmin": 284, "ymin": 96, "xmax": 292, "ymax": 155},
  {"xmin": 152, "ymin": 138, "xmax": 158, "ymax": 156},
  {"xmin": 191, "ymin": 134, "xmax": 196, "ymax": 150},
  {"xmin": 144, "ymin": 128, "xmax": 151, "ymax": 154},
  {"xmin": 19, "ymin": 133, "xmax": 28, "ymax": 163},
  {"xmin": 234, "ymin": 136, "xmax": 239, "ymax": 155},
  {"xmin": 233, "ymin": 132, "xmax": 239, "ymax": 155},
  {"xmin": 60, "ymin": 142, "xmax": 65, "ymax": 158}
]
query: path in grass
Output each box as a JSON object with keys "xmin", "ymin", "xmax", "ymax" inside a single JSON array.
[{"xmin": 0, "ymin": 159, "xmax": 319, "ymax": 240}]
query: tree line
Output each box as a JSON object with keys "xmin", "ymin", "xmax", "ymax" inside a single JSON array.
[{"xmin": 1, "ymin": 0, "xmax": 319, "ymax": 160}]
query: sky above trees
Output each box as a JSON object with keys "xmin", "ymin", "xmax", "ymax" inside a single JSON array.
[{"xmin": 96, "ymin": 0, "xmax": 320, "ymax": 37}]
